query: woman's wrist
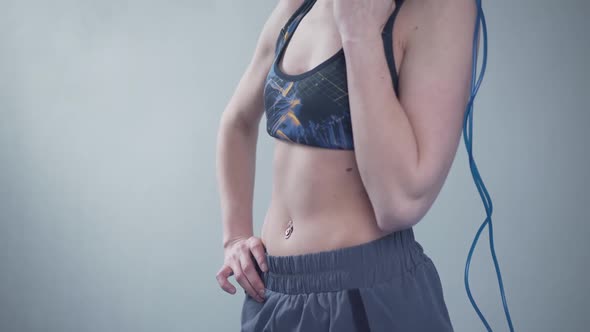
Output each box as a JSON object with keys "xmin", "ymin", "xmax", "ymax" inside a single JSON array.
[{"xmin": 223, "ymin": 234, "xmax": 253, "ymax": 250}]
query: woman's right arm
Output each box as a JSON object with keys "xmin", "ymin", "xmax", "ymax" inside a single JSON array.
[{"xmin": 215, "ymin": 0, "xmax": 304, "ymax": 303}]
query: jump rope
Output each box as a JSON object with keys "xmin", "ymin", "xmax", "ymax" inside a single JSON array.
[{"xmin": 464, "ymin": 0, "xmax": 515, "ymax": 331}]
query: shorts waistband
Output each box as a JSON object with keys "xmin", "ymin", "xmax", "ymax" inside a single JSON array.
[{"xmin": 260, "ymin": 227, "xmax": 428, "ymax": 294}]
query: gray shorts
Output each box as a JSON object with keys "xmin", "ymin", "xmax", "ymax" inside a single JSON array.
[{"xmin": 241, "ymin": 227, "xmax": 454, "ymax": 331}]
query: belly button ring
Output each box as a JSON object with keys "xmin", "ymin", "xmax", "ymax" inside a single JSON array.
[{"xmin": 284, "ymin": 219, "xmax": 293, "ymax": 239}]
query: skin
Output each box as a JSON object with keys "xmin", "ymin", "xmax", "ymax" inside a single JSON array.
[{"xmin": 216, "ymin": 0, "xmax": 477, "ymax": 303}]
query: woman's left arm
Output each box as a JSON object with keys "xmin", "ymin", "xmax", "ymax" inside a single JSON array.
[{"xmin": 339, "ymin": 0, "xmax": 477, "ymax": 231}]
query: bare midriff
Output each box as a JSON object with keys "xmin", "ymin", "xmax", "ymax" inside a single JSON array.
[{"xmin": 260, "ymin": 139, "xmax": 390, "ymax": 256}]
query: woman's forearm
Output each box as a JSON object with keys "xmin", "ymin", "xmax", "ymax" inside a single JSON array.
[{"xmin": 216, "ymin": 115, "xmax": 258, "ymax": 249}]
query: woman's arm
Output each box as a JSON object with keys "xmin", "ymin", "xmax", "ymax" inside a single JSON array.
[
  {"xmin": 339, "ymin": 0, "xmax": 477, "ymax": 231},
  {"xmin": 217, "ymin": 0, "xmax": 303, "ymax": 249},
  {"xmin": 215, "ymin": 0, "xmax": 305, "ymax": 301}
]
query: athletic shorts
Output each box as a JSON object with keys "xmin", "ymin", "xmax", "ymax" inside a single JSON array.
[{"xmin": 240, "ymin": 227, "xmax": 454, "ymax": 331}]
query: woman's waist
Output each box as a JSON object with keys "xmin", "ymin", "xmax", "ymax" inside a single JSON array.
[{"xmin": 260, "ymin": 201, "xmax": 390, "ymax": 256}]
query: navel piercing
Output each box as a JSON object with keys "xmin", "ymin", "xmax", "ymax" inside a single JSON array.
[{"xmin": 284, "ymin": 219, "xmax": 293, "ymax": 239}]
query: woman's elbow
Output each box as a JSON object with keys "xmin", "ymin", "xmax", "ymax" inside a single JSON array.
[{"xmin": 375, "ymin": 196, "xmax": 429, "ymax": 233}]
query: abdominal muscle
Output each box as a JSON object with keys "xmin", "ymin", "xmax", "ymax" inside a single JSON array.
[{"xmin": 260, "ymin": 139, "xmax": 390, "ymax": 256}]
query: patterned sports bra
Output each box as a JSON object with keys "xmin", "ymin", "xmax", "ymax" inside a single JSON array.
[{"xmin": 264, "ymin": 0, "xmax": 404, "ymax": 150}]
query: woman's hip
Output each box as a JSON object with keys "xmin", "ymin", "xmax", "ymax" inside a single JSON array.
[{"xmin": 241, "ymin": 227, "xmax": 454, "ymax": 331}]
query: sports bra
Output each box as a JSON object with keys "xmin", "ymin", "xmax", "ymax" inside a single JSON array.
[{"xmin": 264, "ymin": 0, "xmax": 404, "ymax": 150}]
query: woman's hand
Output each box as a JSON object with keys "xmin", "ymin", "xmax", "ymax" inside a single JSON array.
[
  {"xmin": 216, "ymin": 236, "xmax": 268, "ymax": 303},
  {"xmin": 332, "ymin": 0, "xmax": 396, "ymax": 43}
]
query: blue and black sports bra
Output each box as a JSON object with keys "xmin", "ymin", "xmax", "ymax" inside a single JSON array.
[{"xmin": 264, "ymin": 0, "xmax": 404, "ymax": 150}]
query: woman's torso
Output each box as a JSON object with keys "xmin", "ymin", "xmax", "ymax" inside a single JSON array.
[{"xmin": 261, "ymin": 0, "xmax": 411, "ymax": 256}]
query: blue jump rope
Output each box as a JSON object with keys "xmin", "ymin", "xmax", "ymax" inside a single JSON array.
[{"xmin": 464, "ymin": 0, "xmax": 515, "ymax": 331}]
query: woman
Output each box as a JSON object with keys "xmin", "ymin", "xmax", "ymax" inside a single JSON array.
[{"xmin": 216, "ymin": 0, "xmax": 476, "ymax": 330}]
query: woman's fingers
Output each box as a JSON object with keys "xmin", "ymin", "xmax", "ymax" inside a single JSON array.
[
  {"xmin": 236, "ymin": 257, "xmax": 265, "ymax": 302},
  {"xmin": 247, "ymin": 237, "xmax": 268, "ymax": 273},
  {"xmin": 217, "ymin": 236, "xmax": 267, "ymax": 303},
  {"xmin": 215, "ymin": 264, "xmax": 236, "ymax": 294}
]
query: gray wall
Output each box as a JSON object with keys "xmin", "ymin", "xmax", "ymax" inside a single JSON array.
[{"xmin": 0, "ymin": 0, "xmax": 588, "ymax": 331}]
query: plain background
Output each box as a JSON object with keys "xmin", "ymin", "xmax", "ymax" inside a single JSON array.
[{"xmin": 1, "ymin": 0, "xmax": 588, "ymax": 331}]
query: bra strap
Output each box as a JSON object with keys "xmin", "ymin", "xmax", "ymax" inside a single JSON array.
[
  {"xmin": 274, "ymin": 0, "xmax": 316, "ymax": 57},
  {"xmin": 381, "ymin": 0, "xmax": 405, "ymax": 95}
]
